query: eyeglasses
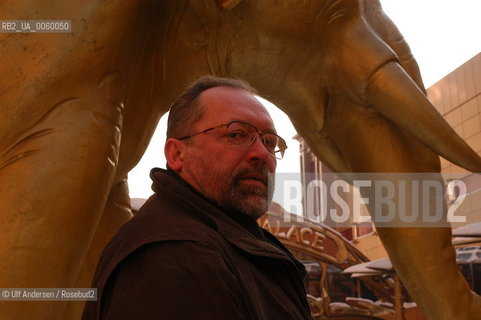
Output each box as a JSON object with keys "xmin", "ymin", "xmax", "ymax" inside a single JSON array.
[{"xmin": 177, "ymin": 120, "xmax": 288, "ymax": 159}]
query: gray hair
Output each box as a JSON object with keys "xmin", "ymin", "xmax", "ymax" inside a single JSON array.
[{"xmin": 166, "ymin": 75, "xmax": 257, "ymax": 138}]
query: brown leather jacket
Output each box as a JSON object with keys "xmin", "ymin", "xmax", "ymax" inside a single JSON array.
[{"xmin": 82, "ymin": 169, "xmax": 312, "ymax": 320}]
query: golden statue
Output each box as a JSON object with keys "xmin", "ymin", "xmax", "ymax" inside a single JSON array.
[{"xmin": 0, "ymin": 0, "xmax": 480, "ymax": 319}]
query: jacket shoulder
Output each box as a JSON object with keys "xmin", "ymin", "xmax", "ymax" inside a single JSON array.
[{"xmin": 94, "ymin": 240, "xmax": 245, "ymax": 319}]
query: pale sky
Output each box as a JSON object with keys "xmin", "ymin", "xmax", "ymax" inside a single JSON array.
[{"xmin": 128, "ymin": 0, "xmax": 481, "ymax": 207}]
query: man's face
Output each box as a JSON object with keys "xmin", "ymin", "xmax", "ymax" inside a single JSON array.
[{"xmin": 179, "ymin": 87, "xmax": 277, "ymax": 219}]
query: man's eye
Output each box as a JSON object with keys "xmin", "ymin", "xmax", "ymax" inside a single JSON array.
[
  {"xmin": 263, "ymin": 135, "xmax": 277, "ymax": 149},
  {"xmin": 227, "ymin": 131, "xmax": 248, "ymax": 139}
]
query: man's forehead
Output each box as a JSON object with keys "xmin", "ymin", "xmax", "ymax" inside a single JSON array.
[
  {"xmin": 198, "ymin": 86, "xmax": 274, "ymax": 128},
  {"xmin": 200, "ymin": 86, "xmax": 257, "ymax": 105}
]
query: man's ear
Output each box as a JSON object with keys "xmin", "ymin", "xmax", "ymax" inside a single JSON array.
[{"xmin": 164, "ymin": 138, "xmax": 187, "ymax": 171}]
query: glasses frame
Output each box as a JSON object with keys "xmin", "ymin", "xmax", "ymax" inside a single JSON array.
[{"xmin": 177, "ymin": 120, "xmax": 287, "ymax": 159}]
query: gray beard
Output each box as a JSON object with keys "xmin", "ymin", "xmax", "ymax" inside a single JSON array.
[
  {"xmin": 185, "ymin": 154, "xmax": 274, "ymax": 220},
  {"xmin": 220, "ymin": 175, "xmax": 274, "ymax": 220}
]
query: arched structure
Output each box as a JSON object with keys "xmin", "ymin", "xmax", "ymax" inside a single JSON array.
[{"xmin": 1, "ymin": 1, "xmax": 481, "ymax": 319}]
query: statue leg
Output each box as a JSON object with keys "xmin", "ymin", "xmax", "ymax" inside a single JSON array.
[
  {"xmin": 329, "ymin": 105, "xmax": 481, "ymax": 319},
  {"xmin": 377, "ymin": 227, "xmax": 481, "ymax": 320},
  {"xmin": 61, "ymin": 178, "xmax": 132, "ymax": 320},
  {"xmin": 0, "ymin": 73, "xmax": 124, "ymax": 320}
]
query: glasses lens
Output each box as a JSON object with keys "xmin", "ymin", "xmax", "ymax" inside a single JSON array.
[
  {"xmin": 262, "ymin": 133, "xmax": 279, "ymax": 153},
  {"xmin": 267, "ymin": 134, "xmax": 287, "ymax": 159},
  {"xmin": 225, "ymin": 121, "xmax": 287, "ymax": 159},
  {"xmin": 273, "ymin": 135, "xmax": 287, "ymax": 159},
  {"xmin": 224, "ymin": 122, "xmax": 253, "ymax": 146}
]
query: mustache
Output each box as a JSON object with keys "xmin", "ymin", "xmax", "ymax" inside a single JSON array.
[{"xmin": 232, "ymin": 164, "xmax": 273, "ymax": 187}]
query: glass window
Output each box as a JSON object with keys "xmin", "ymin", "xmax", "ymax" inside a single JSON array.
[{"xmin": 457, "ymin": 253, "xmax": 473, "ymax": 261}]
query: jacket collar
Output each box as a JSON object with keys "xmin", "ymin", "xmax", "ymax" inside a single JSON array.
[{"xmin": 150, "ymin": 168, "xmax": 294, "ymax": 262}]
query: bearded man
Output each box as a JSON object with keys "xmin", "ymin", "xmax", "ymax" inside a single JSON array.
[{"xmin": 82, "ymin": 76, "xmax": 312, "ymax": 320}]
